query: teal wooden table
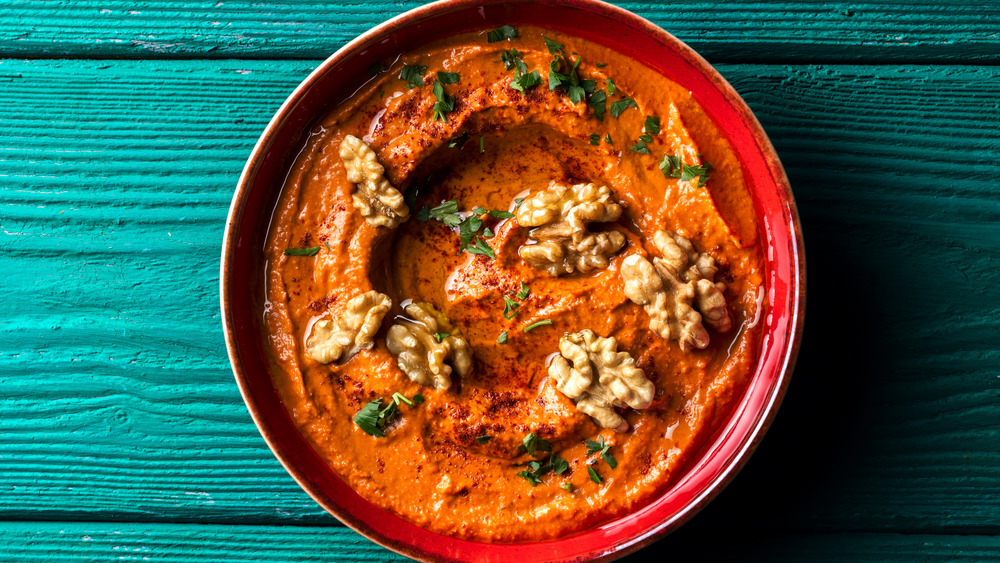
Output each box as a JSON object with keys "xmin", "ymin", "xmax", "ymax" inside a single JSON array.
[{"xmin": 2, "ymin": 2, "xmax": 998, "ymax": 561}]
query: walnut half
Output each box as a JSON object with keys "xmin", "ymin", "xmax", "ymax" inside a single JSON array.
[
  {"xmin": 386, "ymin": 303, "xmax": 473, "ymax": 390},
  {"xmin": 306, "ymin": 291, "xmax": 392, "ymax": 364},
  {"xmin": 339, "ymin": 134, "xmax": 409, "ymax": 229},
  {"xmin": 621, "ymin": 230, "xmax": 732, "ymax": 352},
  {"xmin": 548, "ymin": 329, "xmax": 654, "ymax": 432},
  {"xmin": 516, "ymin": 182, "xmax": 627, "ymax": 276}
]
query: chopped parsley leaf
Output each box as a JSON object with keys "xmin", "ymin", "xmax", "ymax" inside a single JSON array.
[
  {"xmin": 585, "ymin": 436, "xmax": 617, "ymax": 469},
  {"xmin": 368, "ymin": 62, "xmax": 388, "ymax": 75},
  {"xmin": 605, "ymin": 133, "xmax": 612, "ymax": 144},
  {"xmin": 542, "ymin": 34, "xmax": 564, "ymax": 54},
  {"xmin": 609, "ymin": 97, "xmax": 637, "ymax": 118},
  {"xmin": 658, "ymin": 154, "xmax": 714, "ymax": 187},
  {"xmin": 587, "ymin": 465, "xmax": 603, "ymax": 484},
  {"xmin": 437, "ymin": 71, "xmax": 460, "ymax": 84},
  {"xmin": 433, "ymin": 332, "xmax": 449, "ymax": 343},
  {"xmin": 589, "ymin": 133, "xmax": 600, "ymax": 145},
  {"xmin": 448, "ymin": 131, "xmax": 470, "ymax": 149},
  {"xmin": 521, "ymin": 432, "xmax": 552, "ymax": 456},
  {"xmin": 413, "ymin": 393, "xmax": 425, "ymax": 404},
  {"xmin": 595, "ymin": 62, "xmax": 608, "ymax": 68},
  {"xmin": 458, "ymin": 214, "xmax": 483, "ymax": 250},
  {"xmin": 476, "ymin": 435, "xmax": 492, "ymax": 444},
  {"xmin": 497, "ymin": 330, "xmax": 508, "ymax": 344},
  {"xmin": 644, "ymin": 115, "xmax": 660, "ymax": 136},
  {"xmin": 467, "ymin": 237, "xmax": 495, "ymax": 259},
  {"xmin": 399, "ymin": 64, "xmax": 427, "ymax": 88},
  {"xmin": 431, "ymin": 80, "xmax": 455, "ymax": 122},
  {"xmin": 427, "ymin": 200, "xmax": 462, "ymax": 227},
  {"xmin": 561, "ymin": 483, "xmax": 573, "ymax": 491},
  {"xmin": 629, "ymin": 140, "xmax": 650, "ymax": 154},
  {"xmin": 479, "ymin": 135, "xmax": 485, "ymax": 153},
  {"xmin": 416, "ymin": 205, "xmax": 430, "ymax": 221},
  {"xmin": 501, "ymin": 49, "xmax": 527, "ymax": 72},
  {"xmin": 323, "ymin": 241, "xmax": 332, "ymax": 251},
  {"xmin": 489, "ymin": 209, "xmax": 514, "ymax": 219},
  {"xmin": 511, "ymin": 69, "xmax": 542, "ymax": 93},
  {"xmin": 588, "ymin": 89, "xmax": 607, "ymax": 120},
  {"xmin": 487, "ymin": 25, "xmax": 519, "ymax": 43},
  {"xmin": 502, "ymin": 294, "xmax": 520, "ymax": 319},
  {"xmin": 523, "ymin": 319, "xmax": 552, "ymax": 333},
  {"xmin": 606, "ymin": 77, "xmax": 617, "ymax": 95},
  {"xmin": 517, "ymin": 468, "xmax": 542, "ymax": 486},
  {"xmin": 353, "ymin": 400, "xmax": 385, "ymax": 437},
  {"xmin": 549, "ymin": 453, "xmax": 569, "ymax": 475},
  {"xmin": 482, "ymin": 226, "xmax": 495, "ymax": 238},
  {"xmin": 513, "ymin": 197, "xmax": 524, "ymax": 210},
  {"xmin": 284, "ymin": 246, "xmax": 320, "ymax": 256},
  {"xmin": 517, "ymin": 282, "xmax": 530, "ymax": 300}
]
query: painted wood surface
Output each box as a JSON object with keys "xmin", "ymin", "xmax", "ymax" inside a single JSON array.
[
  {"xmin": 3, "ymin": 523, "xmax": 1000, "ymax": 562},
  {"xmin": 1, "ymin": 1, "xmax": 1000, "ymax": 62},
  {"xmin": 2, "ymin": 2, "xmax": 999, "ymax": 561}
]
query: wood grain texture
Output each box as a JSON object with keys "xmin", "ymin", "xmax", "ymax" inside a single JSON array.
[
  {"xmin": 2, "ymin": 1, "xmax": 1000, "ymax": 62},
  {"xmin": 1, "ymin": 57, "xmax": 998, "ymax": 554},
  {"xmin": 1, "ymin": 523, "xmax": 999, "ymax": 562}
]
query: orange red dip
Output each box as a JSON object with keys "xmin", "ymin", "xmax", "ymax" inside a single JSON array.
[{"xmin": 263, "ymin": 26, "xmax": 764, "ymax": 541}]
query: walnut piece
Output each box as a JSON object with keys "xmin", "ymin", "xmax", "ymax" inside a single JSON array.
[
  {"xmin": 386, "ymin": 302, "xmax": 473, "ymax": 390},
  {"xmin": 306, "ymin": 291, "xmax": 392, "ymax": 364},
  {"xmin": 516, "ymin": 182, "xmax": 626, "ymax": 276},
  {"xmin": 339, "ymin": 134, "xmax": 409, "ymax": 229},
  {"xmin": 548, "ymin": 329, "xmax": 654, "ymax": 432},
  {"xmin": 621, "ymin": 230, "xmax": 732, "ymax": 352}
]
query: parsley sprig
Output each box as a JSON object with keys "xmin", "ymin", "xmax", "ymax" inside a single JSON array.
[
  {"xmin": 517, "ymin": 452, "xmax": 570, "ymax": 487},
  {"xmin": 399, "ymin": 64, "xmax": 427, "ymax": 88},
  {"xmin": 629, "ymin": 114, "xmax": 660, "ymax": 154},
  {"xmin": 431, "ymin": 73, "xmax": 460, "ymax": 122},
  {"xmin": 353, "ymin": 392, "xmax": 425, "ymax": 437},
  {"xmin": 585, "ymin": 436, "xmax": 618, "ymax": 470},
  {"xmin": 520, "ymin": 432, "xmax": 552, "ymax": 456},
  {"xmin": 487, "ymin": 25, "xmax": 519, "ymax": 43},
  {"xmin": 543, "ymin": 35, "xmax": 597, "ymax": 104},
  {"xmin": 659, "ymin": 154, "xmax": 714, "ymax": 188},
  {"xmin": 418, "ymin": 200, "xmax": 514, "ymax": 258},
  {"xmin": 500, "ymin": 48, "xmax": 542, "ymax": 93},
  {"xmin": 284, "ymin": 246, "xmax": 320, "ymax": 256}
]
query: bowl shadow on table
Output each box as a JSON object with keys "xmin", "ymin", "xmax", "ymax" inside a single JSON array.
[{"xmin": 624, "ymin": 190, "xmax": 887, "ymax": 561}]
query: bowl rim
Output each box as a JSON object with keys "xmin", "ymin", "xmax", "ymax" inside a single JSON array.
[{"xmin": 220, "ymin": 0, "xmax": 805, "ymax": 560}]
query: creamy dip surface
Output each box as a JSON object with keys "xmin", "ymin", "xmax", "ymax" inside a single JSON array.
[{"xmin": 263, "ymin": 26, "xmax": 764, "ymax": 541}]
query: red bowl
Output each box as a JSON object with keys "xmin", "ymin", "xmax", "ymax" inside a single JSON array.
[{"xmin": 220, "ymin": 0, "xmax": 805, "ymax": 560}]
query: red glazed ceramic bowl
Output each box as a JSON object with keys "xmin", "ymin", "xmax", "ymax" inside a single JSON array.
[{"xmin": 220, "ymin": 0, "xmax": 805, "ymax": 560}]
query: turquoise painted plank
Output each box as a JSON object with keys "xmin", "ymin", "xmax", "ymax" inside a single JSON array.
[
  {"xmin": 1, "ymin": 59, "xmax": 999, "ymax": 538},
  {"xmin": 0, "ymin": 522, "xmax": 998, "ymax": 562},
  {"xmin": 1, "ymin": 1, "xmax": 1000, "ymax": 62}
]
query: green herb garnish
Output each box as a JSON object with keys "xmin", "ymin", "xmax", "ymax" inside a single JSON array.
[
  {"xmin": 497, "ymin": 331, "xmax": 508, "ymax": 344},
  {"xmin": 468, "ymin": 237, "xmax": 495, "ymax": 259},
  {"xmin": 501, "ymin": 49, "xmax": 526, "ymax": 72},
  {"xmin": 604, "ymin": 133, "xmax": 612, "ymax": 144},
  {"xmin": 431, "ymin": 80, "xmax": 455, "ymax": 122},
  {"xmin": 427, "ymin": 199, "xmax": 462, "ymax": 227},
  {"xmin": 587, "ymin": 465, "xmax": 603, "ymax": 484},
  {"xmin": 588, "ymin": 90, "xmax": 607, "ymax": 120},
  {"xmin": 448, "ymin": 131, "xmax": 470, "ymax": 149},
  {"xmin": 521, "ymin": 432, "xmax": 552, "ymax": 456},
  {"xmin": 433, "ymin": 332, "xmax": 449, "ymax": 343},
  {"xmin": 549, "ymin": 453, "xmax": 569, "ymax": 475},
  {"xmin": 523, "ymin": 319, "xmax": 552, "ymax": 333},
  {"xmin": 644, "ymin": 115, "xmax": 660, "ymax": 136},
  {"xmin": 479, "ymin": 135, "xmax": 485, "ymax": 153},
  {"xmin": 517, "ymin": 467, "xmax": 543, "ymax": 486},
  {"xmin": 399, "ymin": 64, "xmax": 427, "ymax": 88},
  {"xmin": 511, "ymin": 69, "xmax": 543, "ymax": 93},
  {"xmin": 589, "ymin": 133, "xmax": 600, "ymax": 145},
  {"xmin": 585, "ymin": 436, "xmax": 617, "ymax": 469},
  {"xmin": 629, "ymin": 140, "xmax": 650, "ymax": 154},
  {"xmin": 353, "ymin": 400, "xmax": 385, "ymax": 437},
  {"xmin": 437, "ymin": 71, "xmax": 460, "ymax": 84},
  {"xmin": 413, "ymin": 394, "xmax": 425, "ymax": 404},
  {"xmin": 606, "ymin": 77, "xmax": 617, "ymax": 95},
  {"xmin": 609, "ymin": 97, "xmax": 637, "ymax": 118},
  {"xmin": 595, "ymin": 62, "xmax": 608, "ymax": 68},
  {"xmin": 487, "ymin": 25, "xmax": 519, "ymax": 43},
  {"xmin": 542, "ymin": 34, "xmax": 564, "ymax": 54},
  {"xmin": 476, "ymin": 435, "xmax": 492, "ymax": 444},
  {"xmin": 561, "ymin": 483, "xmax": 573, "ymax": 491},
  {"xmin": 368, "ymin": 62, "xmax": 388, "ymax": 75},
  {"xmin": 503, "ymin": 294, "xmax": 520, "ymax": 319},
  {"xmin": 284, "ymin": 247, "xmax": 320, "ymax": 256},
  {"xmin": 659, "ymin": 154, "xmax": 714, "ymax": 188},
  {"xmin": 517, "ymin": 282, "xmax": 530, "ymax": 300}
]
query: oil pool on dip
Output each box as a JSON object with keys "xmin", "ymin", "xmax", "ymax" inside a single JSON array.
[{"xmin": 263, "ymin": 24, "xmax": 765, "ymax": 541}]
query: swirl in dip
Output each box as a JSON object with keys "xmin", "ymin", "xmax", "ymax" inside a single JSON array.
[{"xmin": 263, "ymin": 25, "xmax": 764, "ymax": 541}]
